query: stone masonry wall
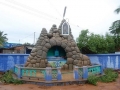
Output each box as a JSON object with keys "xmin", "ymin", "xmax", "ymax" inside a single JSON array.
[{"xmin": 25, "ymin": 20, "xmax": 91, "ymax": 70}]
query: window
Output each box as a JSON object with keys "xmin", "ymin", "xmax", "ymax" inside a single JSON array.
[{"xmin": 62, "ymin": 21, "xmax": 69, "ymax": 35}]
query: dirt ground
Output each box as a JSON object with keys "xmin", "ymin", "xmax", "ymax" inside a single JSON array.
[
  {"xmin": 0, "ymin": 74, "xmax": 120, "ymax": 90},
  {"xmin": 0, "ymin": 70, "xmax": 120, "ymax": 90}
]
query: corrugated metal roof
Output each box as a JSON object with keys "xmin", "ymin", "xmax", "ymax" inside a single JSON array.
[{"xmin": 26, "ymin": 46, "xmax": 33, "ymax": 49}]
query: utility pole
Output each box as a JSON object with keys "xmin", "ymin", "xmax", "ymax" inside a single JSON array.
[
  {"xmin": 34, "ymin": 32, "xmax": 35, "ymax": 45},
  {"xmin": 19, "ymin": 39, "xmax": 20, "ymax": 44}
]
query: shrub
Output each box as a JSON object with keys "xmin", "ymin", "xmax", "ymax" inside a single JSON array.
[
  {"xmin": 0, "ymin": 70, "xmax": 24, "ymax": 84},
  {"xmin": 87, "ymin": 68, "xmax": 119, "ymax": 85},
  {"xmin": 98, "ymin": 68, "xmax": 118, "ymax": 82},
  {"xmin": 87, "ymin": 75, "xmax": 98, "ymax": 85}
]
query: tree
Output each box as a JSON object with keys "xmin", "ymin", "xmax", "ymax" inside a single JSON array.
[
  {"xmin": 0, "ymin": 31, "xmax": 8, "ymax": 46},
  {"xmin": 109, "ymin": 6, "xmax": 120, "ymax": 51},
  {"xmin": 114, "ymin": 6, "xmax": 120, "ymax": 14},
  {"xmin": 23, "ymin": 42, "xmax": 32, "ymax": 45},
  {"xmin": 76, "ymin": 30, "xmax": 115, "ymax": 54}
]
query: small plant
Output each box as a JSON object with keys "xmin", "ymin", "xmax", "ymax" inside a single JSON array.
[
  {"xmin": 0, "ymin": 70, "xmax": 24, "ymax": 84},
  {"xmin": 87, "ymin": 68, "xmax": 119, "ymax": 86},
  {"xmin": 98, "ymin": 68, "xmax": 118, "ymax": 83},
  {"xmin": 87, "ymin": 75, "xmax": 98, "ymax": 85}
]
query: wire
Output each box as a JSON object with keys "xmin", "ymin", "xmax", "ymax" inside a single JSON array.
[
  {"xmin": 0, "ymin": 1, "xmax": 86, "ymax": 31},
  {"xmin": 0, "ymin": 1, "xmax": 59, "ymax": 23},
  {"xmin": 2, "ymin": 0, "xmax": 85, "ymax": 30},
  {"xmin": 47, "ymin": 0, "xmax": 62, "ymax": 18},
  {"xmin": 20, "ymin": 33, "xmax": 34, "ymax": 41},
  {"xmin": 5, "ymin": 0, "xmax": 61, "ymax": 21}
]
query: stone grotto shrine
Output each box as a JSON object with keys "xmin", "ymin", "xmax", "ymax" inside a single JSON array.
[{"xmin": 25, "ymin": 19, "xmax": 91, "ymax": 70}]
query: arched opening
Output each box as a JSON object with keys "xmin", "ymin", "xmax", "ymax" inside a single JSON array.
[{"xmin": 47, "ymin": 46, "xmax": 66, "ymax": 67}]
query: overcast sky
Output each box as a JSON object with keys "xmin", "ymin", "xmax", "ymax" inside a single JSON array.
[{"xmin": 0, "ymin": 0, "xmax": 120, "ymax": 44}]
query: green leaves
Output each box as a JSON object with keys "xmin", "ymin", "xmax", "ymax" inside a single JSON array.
[
  {"xmin": 87, "ymin": 75, "xmax": 98, "ymax": 85},
  {"xmin": 114, "ymin": 6, "xmax": 120, "ymax": 14},
  {"xmin": 98, "ymin": 69, "xmax": 118, "ymax": 83},
  {"xmin": 76, "ymin": 30, "xmax": 115, "ymax": 54},
  {"xmin": 0, "ymin": 70, "xmax": 24, "ymax": 84},
  {"xmin": 109, "ymin": 6, "xmax": 120, "ymax": 51},
  {"xmin": 0, "ymin": 31, "xmax": 8, "ymax": 47},
  {"xmin": 87, "ymin": 68, "xmax": 118, "ymax": 86}
]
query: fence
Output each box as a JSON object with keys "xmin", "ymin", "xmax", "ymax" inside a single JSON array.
[
  {"xmin": 74, "ymin": 64, "xmax": 102, "ymax": 80},
  {"xmin": 14, "ymin": 64, "xmax": 60, "ymax": 81},
  {"xmin": 0, "ymin": 54, "xmax": 120, "ymax": 72},
  {"xmin": 0, "ymin": 54, "xmax": 28, "ymax": 72},
  {"xmin": 87, "ymin": 54, "xmax": 120, "ymax": 69},
  {"xmin": 14, "ymin": 64, "xmax": 103, "ymax": 81}
]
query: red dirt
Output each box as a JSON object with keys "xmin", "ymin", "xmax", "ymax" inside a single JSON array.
[{"xmin": 0, "ymin": 74, "xmax": 120, "ymax": 90}]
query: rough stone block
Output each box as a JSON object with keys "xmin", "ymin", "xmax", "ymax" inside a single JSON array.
[
  {"xmin": 66, "ymin": 52, "xmax": 72, "ymax": 57},
  {"xmin": 29, "ymin": 55, "xmax": 34, "ymax": 59},
  {"xmin": 65, "ymin": 46, "xmax": 71, "ymax": 52},
  {"xmin": 47, "ymin": 33, "xmax": 53, "ymax": 38},
  {"xmin": 61, "ymin": 42, "xmax": 67, "ymax": 48},
  {"xmin": 72, "ymin": 55, "xmax": 76, "ymax": 59},
  {"xmin": 45, "ymin": 43, "xmax": 51, "ymax": 48},
  {"xmin": 41, "ymin": 40, "xmax": 46, "ymax": 46},
  {"xmin": 24, "ymin": 62, "xmax": 29, "ymax": 67},
  {"xmin": 56, "ymin": 40, "xmax": 61, "ymax": 46},
  {"xmin": 31, "ymin": 52, "xmax": 37, "ymax": 56},
  {"xmin": 31, "ymin": 48, "xmax": 37, "ymax": 53},
  {"xmin": 31, "ymin": 60, "xmax": 36, "ymax": 64},
  {"xmin": 37, "ymin": 50, "xmax": 42, "ymax": 56},
  {"xmin": 68, "ymin": 64, "xmax": 73, "ymax": 70},
  {"xmin": 36, "ymin": 63, "xmax": 40, "ymax": 67},
  {"xmin": 75, "ymin": 47, "xmax": 80, "ymax": 53},
  {"xmin": 67, "ymin": 58, "xmax": 73, "ymax": 64},
  {"xmin": 71, "ymin": 47, "xmax": 74, "ymax": 51},
  {"xmin": 41, "ymin": 51, "xmax": 47, "ymax": 59},
  {"xmin": 28, "ymin": 64, "xmax": 33, "ymax": 67},
  {"xmin": 72, "ymin": 51, "xmax": 77, "ymax": 55},
  {"xmin": 50, "ymin": 39, "xmax": 56, "ymax": 46},
  {"xmin": 73, "ymin": 60, "xmax": 78, "ymax": 65},
  {"xmin": 36, "ymin": 58, "xmax": 41, "ymax": 63},
  {"xmin": 42, "ymin": 47, "xmax": 48, "ymax": 52},
  {"xmin": 64, "ymin": 64, "xmax": 68, "ymax": 70},
  {"xmin": 33, "ymin": 64, "xmax": 36, "ymax": 68}
]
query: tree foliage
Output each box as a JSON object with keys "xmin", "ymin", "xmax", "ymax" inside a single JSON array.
[
  {"xmin": 0, "ymin": 31, "xmax": 8, "ymax": 46},
  {"xmin": 23, "ymin": 42, "xmax": 32, "ymax": 45},
  {"xmin": 109, "ymin": 6, "xmax": 120, "ymax": 51},
  {"xmin": 114, "ymin": 6, "xmax": 120, "ymax": 14},
  {"xmin": 76, "ymin": 30, "xmax": 115, "ymax": 54}
]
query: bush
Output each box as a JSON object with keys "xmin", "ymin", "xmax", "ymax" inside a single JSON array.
[
  {"xmin": 87, "ymin": 68, "xmax": 119, "ymax": 85},
  {"xmin": 87, "ymin": 75, "xmax": 98, "ymax": 85},
  {"xmin": 0, "ymin": 70, "xmax": 24, "ymax": 84},
  {"xmin": 98, "ymin": 68, "xmax": 118, "ymax": 83}
]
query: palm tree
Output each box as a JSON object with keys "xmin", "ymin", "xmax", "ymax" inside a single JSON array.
[
  {"xmin": 114, "ymin": 6, "xmax": 120, "ymax": 14},
  {"xmin": 109, "ymin": 6, "xmax": 120, "ymax": 34},
  {"xmin": 109, "ymin": 20, "xmax": 120, "ymax": 35},
  {"xmin": 0, "ymin": 31, "xmax": 8, "ymax": 47},
  {"xmin": 109, "ymin": 6, "xmax": 120, "ymax": 51}
]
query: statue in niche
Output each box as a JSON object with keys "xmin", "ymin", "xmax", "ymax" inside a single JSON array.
[{"xmin": 62, "ymin": 22, "xmax": 69, "ymax": 35}]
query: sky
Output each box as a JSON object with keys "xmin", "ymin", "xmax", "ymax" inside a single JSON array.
[{"xmin": 0, "ymin": 0, "xmax": 120, "ymax": 44}]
